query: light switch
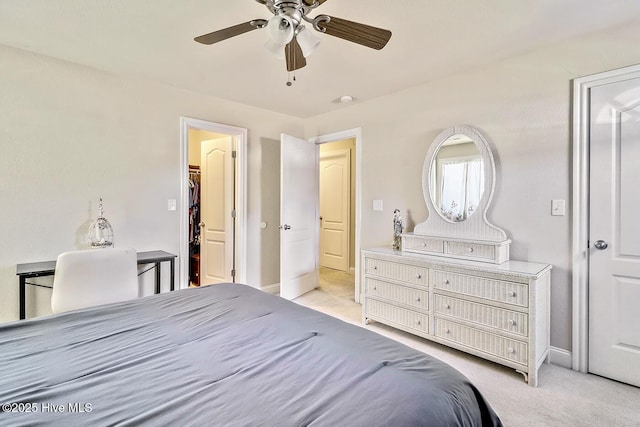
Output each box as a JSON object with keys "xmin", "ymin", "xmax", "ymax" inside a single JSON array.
[
  {"xmin": 168, "ymin": 199, "xmax": 177, "ymax": 211},
  {"xmin": 551, "ymin": 199, "xmax": 565, "ymax": 216},
  {"xmin": 373, "ymin": 199, "xmax": 384, "ymax": 212}
]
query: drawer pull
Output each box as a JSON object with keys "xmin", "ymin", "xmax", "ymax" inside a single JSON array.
[
  {"xmin": 443, "ymin": 279, "xmax": 450, "ymax": 285},
  {"xmin": 373, "ymin": 286, "xmax": 377, "ymax": 291},
  {"xmin": 422, "ymin": 242, "xmax": 428, "ymax": 247},
  {"xmin": 445, "ymin": 304, "xmax": 451, "ymax": 309},
  {"xmin": 507, "ymin": 291, "xmax": 517, "ymax": 297},
  {"xmin": 509, "ymin": 319, "xmax": 517, "ymax": 326},
  {"xmin": 445, "ymin": 328, "xmax": 450, "ymax": 334},
  {"xmin": 416, "ymin": 297, "xmax": 421, "ymax": 302},
  {"xmin": 416, "ymin": 273, "xmax": 422, "ymax": 279},
  {"xmin": 507, "ymin": 347, "xmax": 515, "ymax": 354},
  {"xmin": 416, "ymin": 320, "xmax": 421, "ymax": 326},
  {"xmin": 373, "ymin": 265, "xmax": 378, "ymax": 270},
  {"xmin": 468, "ymin": 247, "xmax": 474, "ymax": 253}
]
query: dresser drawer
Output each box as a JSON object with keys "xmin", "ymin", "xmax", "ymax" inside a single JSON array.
[
  {"xmin": 402, "ymin": 235, "xmax": 444, "ymax": 254},
  {"xmin": 434, "ymin": 294, "xmax": 528, "ymax": 336},
  {"xmin": 446, "ymin": 241, "xmax": 495, "ymax": 260},
  {"xmin": 365, "ymin": 299, "xmax": 429, "ymax": 334},
  {"xmin": 366, "ymin": 279, "xmax": 428, "ymax": 311},
  {"xmin": 433, "ymin": 270, "xmax": 528, "ymax": 307},
  {"xmin": 434, "ymin": 319, "xmax": 528, "ymax": 365},
  {"xmin": 365, "ymin": 257, "xmax": 428, "ymax": 287}
]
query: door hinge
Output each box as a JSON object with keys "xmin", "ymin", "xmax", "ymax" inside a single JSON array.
[
  {"xmin": 232, "ymin": 150, "xmax": 237, "ymax": 159},
  {"xmin": 231, "ymin": 269, "xmax": 236, "ymax": 279},
  {"xmin": 231, "ymin": 209, "xmax": 237, "ymax": 218}
]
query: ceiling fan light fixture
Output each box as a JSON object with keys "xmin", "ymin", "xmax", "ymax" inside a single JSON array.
[
  {"xmin": 267, "ymin": 14, "xmax": 295, "ymax": 46},
  {"xmin": 264, "ymin": 38, "xmax": 287, "ymax": 59},
  {"xmin": 296, "ymin": 25, "xmax": 320, "ymax": 58}
]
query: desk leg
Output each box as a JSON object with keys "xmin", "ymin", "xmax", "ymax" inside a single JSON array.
[
  {"xmin": 170, "ymin": 259, "xmax": 175, "ymax": 291},
  {"xmin": 155, "ymin": 262, "xmax": 161, "ymax": 294},
  {"xmin": 20, "ymin": 277, "xmax": 26, "ymax": 320}
]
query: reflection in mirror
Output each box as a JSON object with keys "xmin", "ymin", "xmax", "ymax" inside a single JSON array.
[{"xmin": 429, "ymin": 134, "xmax": 484, "ymax": 222}]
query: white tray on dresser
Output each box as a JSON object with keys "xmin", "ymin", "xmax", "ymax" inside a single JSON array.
[{"xmin": 362, "ymin": 246, "xmax": 552, "ymax": 387}]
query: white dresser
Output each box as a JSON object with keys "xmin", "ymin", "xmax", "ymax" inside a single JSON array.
[{"xmin": 362, "ymin": 246, "xmax": 552, "ymax": 386}]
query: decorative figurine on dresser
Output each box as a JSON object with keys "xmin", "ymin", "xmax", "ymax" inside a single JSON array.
[
  {"xmin": 392, "ymin": 209, "xmax": 403, "ymax": 250},
  {"xmin": 362, "ymin": 125, "xmax": 552, "ymax": 386}
]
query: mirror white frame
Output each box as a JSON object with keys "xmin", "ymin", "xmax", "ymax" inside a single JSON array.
[{"xmin": 415, "ymin": 125, "xmax": 508, "ymax": 242}]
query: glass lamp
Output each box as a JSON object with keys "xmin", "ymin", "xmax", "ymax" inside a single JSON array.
[
  {"xmin": 88, "ymin": 198, "xmax": 114, "ymax": 248},
  {"xmin": 264, "ymin": 14, "xmax": 295, "ymax": 59},
  {"xmin": 296, "ymin": 26, "xmax": 320, "ymax": 58}
]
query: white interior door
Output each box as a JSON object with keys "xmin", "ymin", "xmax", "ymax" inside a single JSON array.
[
  {"xmin": 280, "ymin": 134, "xmax": 319, "ymax": 300},
  {"xmin": 200, "ymin": 137, "xmax": 234, "ymax": 285},
  {"xmin": 319, "ymin": 149, "xmax": 350, "ymax": 272},
  {"xmin": 588, "ymin": 76, "xmax": 640, "ymax": 387}
]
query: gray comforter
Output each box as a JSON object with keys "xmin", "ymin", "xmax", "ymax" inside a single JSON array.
[{"xmin": 0, "ymin": 283, "xmax": 502, "ymax": 426}]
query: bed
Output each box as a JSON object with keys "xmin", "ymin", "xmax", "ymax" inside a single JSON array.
[{"xmin": 0, "ymin": 283, "xmax": 502, "ymax": 426}]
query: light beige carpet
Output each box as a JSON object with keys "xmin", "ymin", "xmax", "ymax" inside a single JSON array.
[{"xmin": 293, "ymin": 268, "xmax": 640, "ymax": 426}]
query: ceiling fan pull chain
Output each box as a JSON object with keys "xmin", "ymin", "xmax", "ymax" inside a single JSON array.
[
  {"xmin": 286, "ymin": 71, "xmax": 297, "ymax": 86},
  {"xmin": 286, "ymin": 42, "xmax": 293, "ymax": 86},
  {"xmin": 286, "ymin": 41, "xmax": 297, "ymax": 86}
]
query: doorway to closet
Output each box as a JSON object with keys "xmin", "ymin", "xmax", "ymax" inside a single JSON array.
[{"xmin": 180, "ymin": 117, "xmax": 247, "ymax": 289}]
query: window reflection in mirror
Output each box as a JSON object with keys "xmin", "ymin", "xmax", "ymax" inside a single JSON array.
[{"xmin": 430, "ymin": 134, "xmax": 484, "ymax": 222}]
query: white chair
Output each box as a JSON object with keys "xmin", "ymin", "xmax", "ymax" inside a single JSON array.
[{"xmin": 51, "ymin": 247, "xmax": 138, "ymax": 314}]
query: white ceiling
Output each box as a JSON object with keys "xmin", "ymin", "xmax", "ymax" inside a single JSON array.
[{"xmin": 1, "ymin": 0, "xmax": 639, "ymax": 118}]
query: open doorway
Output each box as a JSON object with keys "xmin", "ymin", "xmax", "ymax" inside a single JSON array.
[
  {"xmin": 318, "ymin": 139, "xmax": 356, "ymax": 300},
  {"xmin": 311, "ymin": 128, "xmax": 362, "ymax": 303},
  {"xmin": 187, "ymin": 131, "xmax": 235, "ymax": 286},
  {"xmin": 179, "ymin": 117, "xmax": 247, "ymax": 290}
]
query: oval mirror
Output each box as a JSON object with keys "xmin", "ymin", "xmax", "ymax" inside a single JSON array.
[
  {"xmin": 416, "ymin": 125, "xmax": 506, "ymax": 243},
  {"xmin": 429, "ymin": 134, "xmax": 484, "ymax": 222}
]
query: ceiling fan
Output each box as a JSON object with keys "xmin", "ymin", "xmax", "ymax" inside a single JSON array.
[{"xmin": 194, "ymin": 0, "xmax": 392, "ymax": 77}]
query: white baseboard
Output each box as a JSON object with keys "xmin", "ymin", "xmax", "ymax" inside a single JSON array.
[
  {"xmin": 261, "ymin": 283, "xmax": 280, "ymax": 295},
  {"xmin": 549, "ymin": 346, "xmax": 572, "ymax": 369}
]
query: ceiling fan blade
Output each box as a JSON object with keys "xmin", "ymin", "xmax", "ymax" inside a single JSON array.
[
  {"xmin": 320, "ymin": 16, "xmax": 391, "ymax": 50},
  {"xmin": 194, "ymin": 20, "xmax": 267, "ymax": 45},
  {"xmin": 285, "ymin": 38, "xmax": 307, "ymax": 72}
]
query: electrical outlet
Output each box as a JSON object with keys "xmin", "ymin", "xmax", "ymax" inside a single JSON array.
[{"xmin": 168, "ymin": 199, "xmax": 177, "ymax": 211}]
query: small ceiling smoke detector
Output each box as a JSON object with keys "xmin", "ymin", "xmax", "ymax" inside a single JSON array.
[{"xmin": 340, "ymin": 95, "xmax": 354, "ymax": 103}]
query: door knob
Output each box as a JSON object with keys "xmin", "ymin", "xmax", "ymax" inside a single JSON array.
[
  {"xmin": 593, "ymin": 240, "xmax": 608, "ymax": 250},
  {"xmin": 279, "ymin": 224, "xmax": 291, "ymax": 230},
  {"xmin": 198, "ymin": 222, "xmax": 205, "ymax": 227}
]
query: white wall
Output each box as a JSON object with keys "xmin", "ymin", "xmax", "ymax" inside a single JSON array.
[
  {"xmin": 0, "ymin": 44, "xmax": 302, "ymax": 322},
  {"xmin": 304, "ymin": 21, "xmax": 640, "ymax": 352}
]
